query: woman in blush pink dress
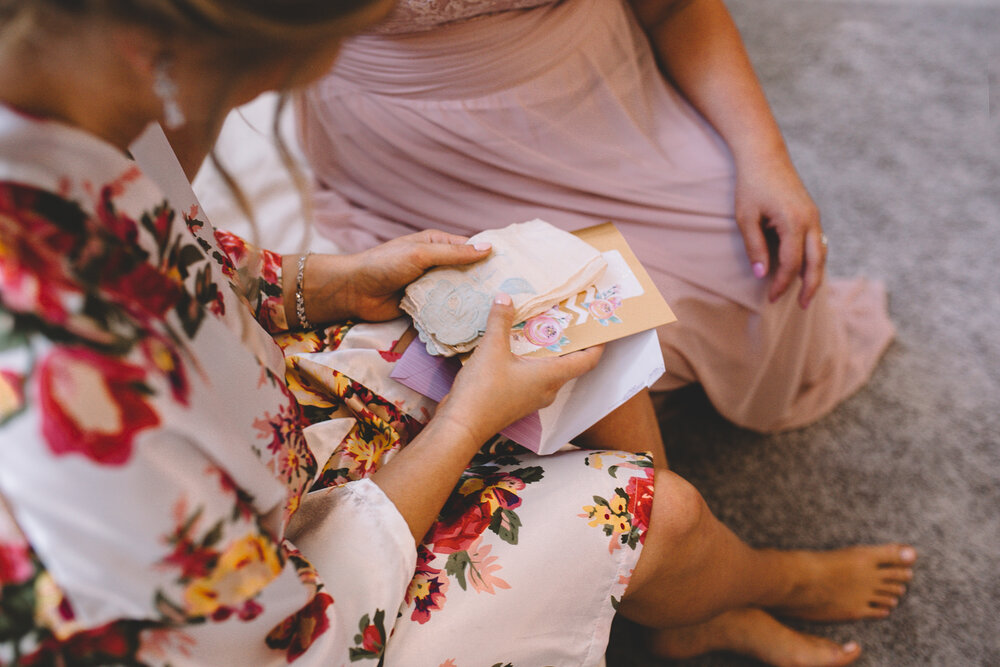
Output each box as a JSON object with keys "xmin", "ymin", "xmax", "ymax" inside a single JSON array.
[{"xmin": 297, "ymin": 0, "xmax": 896, "ymax": 433}]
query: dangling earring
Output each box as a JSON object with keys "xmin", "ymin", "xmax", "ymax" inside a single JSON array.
[{"xmin": 152, "ymin": 57, "xmax": 186, "ymax": 130}]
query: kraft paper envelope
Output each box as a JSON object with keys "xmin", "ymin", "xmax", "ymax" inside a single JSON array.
[{"xmin": 505, "ymin": 222, "xmax": 675, "ymax": 359}]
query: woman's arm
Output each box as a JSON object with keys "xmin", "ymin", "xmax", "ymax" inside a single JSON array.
[
  {"xmin": 370, "ymin": 295, "xmax": 603, "ymax": 543},
  {"xmin": 628, "ymin": 0, "xmax": 826, "ymax": 308},
  {"xmin": 281, "ymin": 230, "xmax": 601, "ymax": 542},
  {"xmin": 281, "ymin": 230, "xmax": 492, "ymax": 328}
]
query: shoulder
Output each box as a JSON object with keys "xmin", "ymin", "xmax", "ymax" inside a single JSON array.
[{"xmin": 1, "ymin": 179, "xmax": 183, "ymax": 338}]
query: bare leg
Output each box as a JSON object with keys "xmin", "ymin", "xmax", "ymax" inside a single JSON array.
[
  {"xmin": 650, "ymin": 608, "xmax": 862, "ymax": 667},
  {"xmin": 618, "ymin": 470, "xmax": 916, "ymax": 665},
  {"xmin": 574, "ymin": 388, "xmax": 668, "ymax": 467}
]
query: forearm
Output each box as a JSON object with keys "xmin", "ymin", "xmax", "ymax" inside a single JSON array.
[
  {"xmin": 629, "ymin": 0, "xmax": 790, "ymax": 167},
  {"xmin": 369, "ymin": 405, "xmax": 486, "ymax": 543},
  {"xmin": 281, "ymin": 252, "xmax": 359, "ymax": 328},
  {"xmin": 368, "ymin": 296, "xmax": 603, "ymax": 543}
]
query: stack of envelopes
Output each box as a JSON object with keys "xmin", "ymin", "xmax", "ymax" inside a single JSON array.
[{"xmin": 401, "ymin": 219, "xmax": 608, "ymax": 356}]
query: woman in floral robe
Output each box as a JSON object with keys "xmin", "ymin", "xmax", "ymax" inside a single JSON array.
[{"xmin": 0, "ymin": 1, "xmax": 917, "ymax": 666}]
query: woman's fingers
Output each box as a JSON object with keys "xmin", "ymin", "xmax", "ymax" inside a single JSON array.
[
  {"xmin": 465, "ymin": 294, "xmax": 603, "ymax": 414},
  {"xmin": 440, "ymin": 291, "xmax": 607, "ymax": 444},
  {"xmin": 548, "ymin": 345, "xmax": 604, "ymax": 387},
  {"xmin": 734, "ymin": 160, "xmax": 824, "ymax": 305},
  {"xmin": 409, "ymin": 228, "xmax": 475, "ymax": 246},
  {"xmin": 768, "ymin": 220, "xmax": 806, "ymax": 302},
  {"xmin": 797, "ymin": 229, "xmax": 828, "ymax": 308},
  {"xmin": 479, "ymin": 292, "xmax": 515, "ymax": 350},
  {"xmin": 411, "ymin": 239, "xmax": 492, "ymax": 271},
  {"xmin": 735, "ymin": 201, "xmax": 771, "ymax": 279}
]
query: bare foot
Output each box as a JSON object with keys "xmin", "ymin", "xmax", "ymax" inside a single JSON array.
[
  {"xmin": 650, "ymin": 607, "xmax": 862, "ymax": 667},
  {"xmin": 770, "ymin": 544, "xmax": 917, "ymax": 621}
]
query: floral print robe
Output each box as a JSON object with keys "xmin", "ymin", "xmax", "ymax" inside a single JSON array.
[{"xmin": 0, "ymin": 107, "xmax": 653, "ymax": 666}]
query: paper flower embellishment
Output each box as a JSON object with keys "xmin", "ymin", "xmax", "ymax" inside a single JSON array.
[
  {"xmin": 417, "ymin": 280, "xmax": 492, "ymax": 346},
  {"xmin": 510, "ymin": 307, "xmax": 573, "ymax": 354},
  {"xmin": 522, "ymin": 315, "xmax": 569, "ymax": 351},
  {"xmin": 584, "ymin": 288, "xmax": 623, "ymax": 326}
]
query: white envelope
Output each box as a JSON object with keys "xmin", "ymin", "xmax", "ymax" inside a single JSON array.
[{"xmin": 391, "ymin": 329, "xmax": 664, "ymax": 454}]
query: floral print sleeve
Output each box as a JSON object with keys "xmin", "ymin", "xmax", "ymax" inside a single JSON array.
[
  {"xmin": 0, "ymin": 180, "xmax": 297, "ymax": 660},
  {"xmin": 0, "ymin": 142, "xmax": 412, "ymax": 665},
  {"xmin": 210, "ymin": 228, "xmax": 288, "ymax": 333}
]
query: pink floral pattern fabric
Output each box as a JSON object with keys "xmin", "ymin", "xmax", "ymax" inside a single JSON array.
[
  {"xmin": 0, "ymin": 110, "xmax": 389, "ymax": 666},
  {"xmin": 0, "ymin": 108, "xmax": 654, "ymax": 666}
]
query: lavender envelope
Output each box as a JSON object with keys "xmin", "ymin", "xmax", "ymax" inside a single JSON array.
[
  {"xmin": 389, "ymin": 341, "xmax": 544, "ymax": 448},
  {"xmin": 390, "ymin": 328, "xmax": 665, "ymax": 455}
]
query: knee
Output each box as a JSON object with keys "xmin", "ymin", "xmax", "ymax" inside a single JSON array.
[
  {"xmin": 650, "ymin": 470, "xmax": 709, "ymax": 545},
  {"xmin": 623, "ymin": 470, "xmax": 713, "ymax": 597}
]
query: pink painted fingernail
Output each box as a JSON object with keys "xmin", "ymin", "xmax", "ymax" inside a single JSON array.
[
  {"xmin": 473, "ymin": 242, "xmax": 492, "ymax": 251},
  {"xmin": 752, "ymin": 262, "xmax": 767, "ymax": 279},
  {"xmin": 900, "ymin": 546, "xmax": 917, "ymax": 563},
  {"xmin": 494, "ymin": 292, "xmax": 511, "ymax": 305},
  {"xmin": 843, "ymin": 641, "xmax": 859, "ymax": 653}
]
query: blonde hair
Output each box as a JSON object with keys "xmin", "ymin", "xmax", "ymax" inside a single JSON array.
[
  {"xmin": 0, "ymin": 0, "xmax": 378, "ymax": 42},
  {"xmin": 209, "ymin": 93, "xmax": 315, "ymax": 250},
  {"xmin": 0, "ymin": 0, "xmax": 373, "ymax": 248}
]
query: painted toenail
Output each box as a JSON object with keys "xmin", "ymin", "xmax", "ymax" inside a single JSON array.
[
  {"xmin": 900, "ymin": 547, "xmax": 916, "ymax": 562},
  {"xmin": 843, "ymin": 641, "xmax": 859, "ymax": 653}
]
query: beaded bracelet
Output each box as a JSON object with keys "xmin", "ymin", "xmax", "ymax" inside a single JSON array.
[{"xmin": 295, "ymin": 253, "xmax": 312, "ymax": 330}]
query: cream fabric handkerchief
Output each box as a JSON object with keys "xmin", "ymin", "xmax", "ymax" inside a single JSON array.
[{"xmin": 401, "ymin": 219, "xmax": 607, "ymax": 356}]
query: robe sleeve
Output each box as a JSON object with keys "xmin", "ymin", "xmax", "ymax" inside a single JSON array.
[
  {"xmin": 211, "ymin": 228, "xmax": 289, "ymax": 333},
  {"xmin": 0, "ymin": 341, "xmax": 413, "ymax": 665}
]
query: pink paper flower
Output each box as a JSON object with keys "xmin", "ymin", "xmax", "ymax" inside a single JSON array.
[
  {"xmin": 587, "ymin": 297, "xmax": 621, "ymax": 321},
  {"xmin": 523, "ymin": 315, "xmax": 563, "ymax": 347}
]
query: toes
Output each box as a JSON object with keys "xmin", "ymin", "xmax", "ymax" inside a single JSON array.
[
  {"xmin": 869, "ymin": 543, "xmax": 917, "ymax": 567},
  {"xmin": 837, "ymin": 640, "xmax": 863, "ymax": 665},
  {"xmin": 871, "ymin": 592, "xmax": 900, "ymax": 608},
  {"xmin": 881, "ymin": 566, "xmax": 914, "ymax": 583},
  {"xmin": 876, "ymin": 583, "xmax": 907, "ymax": 597},
  {"xmin": 886, "ymin": 544, "xmax": 917, "ymax": 566},
  {"xmin": 803, "ymin": 637, "xmax": 863, "ymax": 667},
  {"xmin": 863, "ymin": 590, "xmax": 908, "ymax": 620}
]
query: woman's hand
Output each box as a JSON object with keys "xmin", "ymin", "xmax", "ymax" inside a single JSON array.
[
  {"xmin": 734, "ymin": 152, "xmax": 827, "ymax": 308},
  {"xmin": 626, "ymin": 0, "xmax": 828, "ymax": 308},
  {"xmin": 371, "ymin": 293, "xmax": 603, "ymax": 542},
  {"xmin": 435, "ymin": 293, "xmax": 604, "ymax": 444},
  {"xmin": 285, "ymin": 229, "xmax": 492, "ymax": 326}
]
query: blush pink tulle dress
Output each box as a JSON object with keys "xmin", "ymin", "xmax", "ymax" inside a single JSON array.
[{"xmin": 297, "ymin": 0, "xmax": 895, "ymax": 432}]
